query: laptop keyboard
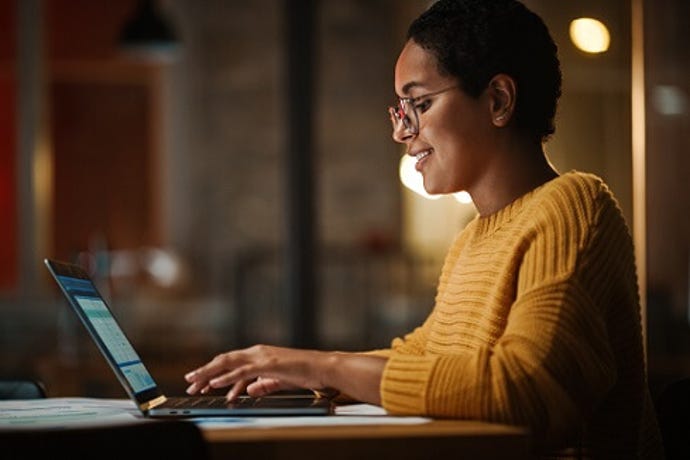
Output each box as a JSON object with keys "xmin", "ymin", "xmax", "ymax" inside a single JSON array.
[{"xmin": 163, "ymin": 396, "xmax": 257, "ymax": 409}]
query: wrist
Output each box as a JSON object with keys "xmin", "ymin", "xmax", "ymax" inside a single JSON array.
[
  {"xmin": 308, "ymin": 351, "xmax": 342, "ymax": 399},
  {"xmin": 319, "ymin": 350, "xmax": 342, "ymax": 389}
]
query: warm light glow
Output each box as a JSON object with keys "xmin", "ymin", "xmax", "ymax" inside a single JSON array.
[
  {"xmin": 399, "ymin": 155, "xmax": 441, "ymax": 200},
  {"xmin": 631, "ymin": 0, "xmax": 647, "ymax": 355},
  {"xmin": 569, "ymin": 18, "xmax": 610, "ymax": 54},
  {"xmin": 454, "ymin": 191, "xmax": 472, "ymax": 204},
  {"xmin": 399, "ymin": 155, "xmax": 473, "ymax": 204}
]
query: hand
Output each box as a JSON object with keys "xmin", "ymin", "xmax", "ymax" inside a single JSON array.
[
  {"xmin": 184, "ymin": 344, "xmax": 328, "ymax": 400},
  {"xmin": 185, "ymin": 345, "xmax": 387, "ymax": 404}
]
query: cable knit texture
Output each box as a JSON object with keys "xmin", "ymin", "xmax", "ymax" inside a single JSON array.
[{"xmin": 378, "ymin": 171, "xmax": 664, "ymax": 458}]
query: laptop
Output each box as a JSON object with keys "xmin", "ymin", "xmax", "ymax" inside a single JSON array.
[{"xmin": 44, "ymin": 258, "xmax": 334, "ymax": 417}]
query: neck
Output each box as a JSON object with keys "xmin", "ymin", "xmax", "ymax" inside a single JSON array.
[{"xmin": 470, "ymin": 142, "xmax": 559, "ymax": 217}]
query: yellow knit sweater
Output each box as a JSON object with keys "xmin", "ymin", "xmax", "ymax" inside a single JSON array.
[{"xmin": 377, "ymin": 171, "xmax": 664, "ymax": 458}]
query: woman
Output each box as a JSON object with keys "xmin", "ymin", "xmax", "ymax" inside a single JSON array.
[{"xmin": 185, "ymin": 0, "xmax": 663, "ymax": 456}]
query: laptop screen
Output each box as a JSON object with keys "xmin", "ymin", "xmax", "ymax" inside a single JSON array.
[
  {"xmin": 57, "ymin": 275, "xmax": 157, "ymax": 394},
  {"xmin": 46, "ymin": 258, "xmax": 164, "ymax": 404}
]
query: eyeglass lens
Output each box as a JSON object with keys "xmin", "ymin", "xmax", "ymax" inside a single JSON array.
[{"xmin": 391, "ymin": 99, "xmax": 418, "ymax": 133}]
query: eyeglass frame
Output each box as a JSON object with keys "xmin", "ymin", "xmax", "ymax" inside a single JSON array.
[{"xmin": 388, "ymin": 85, "xmax": 459, "ymax": 135}]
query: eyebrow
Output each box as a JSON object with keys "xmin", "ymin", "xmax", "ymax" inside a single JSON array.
[{"xmin": 400, "ymin": 81, "xmax": 423, "ymax": 96}]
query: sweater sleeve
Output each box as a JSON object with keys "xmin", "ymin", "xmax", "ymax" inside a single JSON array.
[{"xmin": 381, "ymin": 279, "xmax": 616, "ymax": 437}]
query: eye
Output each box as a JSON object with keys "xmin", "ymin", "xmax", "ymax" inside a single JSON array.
[{"xmin": 414, "ymin": 98, "xmax": 432, "ymax": 113}]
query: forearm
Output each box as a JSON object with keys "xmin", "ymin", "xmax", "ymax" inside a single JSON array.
[{"xmin": 319, "ymin": 352, "xmax": 387, "ymax": 405}]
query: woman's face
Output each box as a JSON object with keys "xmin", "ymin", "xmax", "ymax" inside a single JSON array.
[{"xmin": 392, "ymin": 40, "xmax": 494, "ymax": 196}]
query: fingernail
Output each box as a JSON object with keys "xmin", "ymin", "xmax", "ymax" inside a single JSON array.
[
  {"xmin": 185, "ymin": 384, "xmax": 195, "ymax": 394},
  {"xmin": 184, "ymin": 371, "xmax": 196, "ymax": 381}
]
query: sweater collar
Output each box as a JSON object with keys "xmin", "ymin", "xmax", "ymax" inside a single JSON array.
[{"xmin": 471, "ymin": 172, "xmax": 569, "ymax": 237}]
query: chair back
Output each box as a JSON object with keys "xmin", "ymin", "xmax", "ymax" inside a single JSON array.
[{"xmin": 0, "ymin": 379, "xmax": 47, "ymax": 399}]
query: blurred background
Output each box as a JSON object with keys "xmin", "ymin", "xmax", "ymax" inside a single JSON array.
[{"xmin": 0, "ymin": 0, "xmax": 687, "ymax": 400}]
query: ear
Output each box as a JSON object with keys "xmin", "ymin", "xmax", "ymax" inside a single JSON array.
[{"xmin": 488, "ymin": 74, "xmax": 516, "ymax": 127}]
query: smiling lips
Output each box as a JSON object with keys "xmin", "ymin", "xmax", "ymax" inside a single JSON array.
[{"xmin": 412, "ymin": 149, "xmax": 432, "ymax": 171}]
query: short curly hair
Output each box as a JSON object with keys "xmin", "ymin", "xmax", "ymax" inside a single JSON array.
[{"xmin": 408, "ymin": 0, "xmax": 562, "ymax": 142}]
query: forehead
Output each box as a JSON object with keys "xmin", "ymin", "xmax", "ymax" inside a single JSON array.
[{"xmin": 394, "ymin": 40, "xmax": 449, "ymax": 95}]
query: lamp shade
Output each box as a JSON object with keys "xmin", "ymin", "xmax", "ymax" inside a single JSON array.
[{"xmin": 119, "ymin": 0, "xmax": 179, "ymax": 61}]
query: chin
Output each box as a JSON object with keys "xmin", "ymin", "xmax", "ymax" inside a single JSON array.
[{"xmin": 422, "ymin": 183, "xmax": 451, "ymax": 196}]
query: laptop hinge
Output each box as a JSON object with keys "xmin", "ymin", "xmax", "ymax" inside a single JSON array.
[{"xmin": 140, "ymin": 395, "xmax": 167, "ymax": 411}]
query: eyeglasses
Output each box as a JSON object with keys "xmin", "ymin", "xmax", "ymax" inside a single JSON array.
[{"xmin": 388, "ymin": 85, "xmax": 458, "ymax": 135}]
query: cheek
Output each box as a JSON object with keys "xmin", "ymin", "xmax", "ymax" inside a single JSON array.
[
  {"xmin": 427, "ymin": 114, "xmax": 473, "ymax": 158},
  {"xmin": 428, "ymin": 115, "xmax": 489, "ymax": 186},
  {"xmin": 438, "ymin": 107, "xmax": 489, "ymax": 155}
]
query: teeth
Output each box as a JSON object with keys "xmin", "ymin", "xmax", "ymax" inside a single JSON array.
[{"xmin": 415, "ymin": 150, "xmax": 431, "ymax": 161}]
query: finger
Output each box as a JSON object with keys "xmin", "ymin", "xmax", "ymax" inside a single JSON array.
[
  {"xmin": 185, "ymin": 351, "xmax": 239, "ymax": 384},
  {"xmin": 185, "ymin": 364, "xmax": 231, "ymax": 394},
  {"xmin": 185, "ymin": 381, "xmax": 200, "ymax": 394},
  {"xmin": 227, "ymin": 379, "xmax": 250, "ymax": 401},
  {"xmin": 185, "ymin": 362, "xmax": 217, "ymax": 382},
  {"xmin": 184, "ymin": 370, "xmax": 197, "ymax": 383},
  {"xmin": 207, "ymin": 363, "xmax": 261, "ymax": 389},
  {"xmin": 246, "ymin": 377, "xmax": 286, "ymax": 397}
]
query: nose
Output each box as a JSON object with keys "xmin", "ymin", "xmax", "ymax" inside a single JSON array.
[
  {"xmin": 389, "ymin": 108, "xmax": 415, "ymax": 144},
  {"xmin": 391, "ymin": 124, "xmax": 416, "ymax": 144}
]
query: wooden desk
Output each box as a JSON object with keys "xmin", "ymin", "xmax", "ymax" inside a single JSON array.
[
  {"xmin": 0, "ymin": 398, "xmax": 531, "ymax": 459},
  {"xmin": 202, "ymin": 418, "xmax": 532, "ymax": 460}
]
